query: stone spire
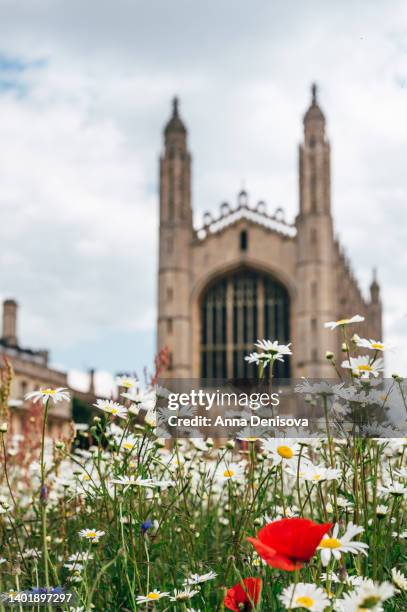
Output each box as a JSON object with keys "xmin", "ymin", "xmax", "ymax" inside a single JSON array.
[
  {"xmin": 160, "ymin": 96, "xmax": 191, "ymax": 224},
  {"xmin": 370, "ymin": 268, "xmax": 381, "ymax": 303},
  {"xmin": 299, "ymin": 82, "xmax": 331, "ymax": 215},
  {"xmin": 157, "ymin": 97, "xmax": 192, "ymax": 378},
  {"xmin": 303, "ymin": 83, "xmax": 326, "ymax": 144},
  {"xmin": 164, "ymin": 96, "xmax": 187, "ymax": 137},
  {"xmin": 296, "ymin": 84, "xmax": 335, "ymax": 377}
]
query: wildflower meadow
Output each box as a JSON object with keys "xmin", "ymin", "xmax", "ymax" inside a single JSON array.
[{"xmin": 0, "ymin": 316, "xmax": 406, "ymax": 611}]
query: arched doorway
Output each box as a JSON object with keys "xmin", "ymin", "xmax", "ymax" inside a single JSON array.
[{"xmin": 200, "ymin": 268, "xmax": 290, "ymax": 379}]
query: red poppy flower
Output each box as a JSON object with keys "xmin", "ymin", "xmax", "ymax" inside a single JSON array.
[
  {"xmin": 247, "ymin": 517, "xmax": 332, "ymax": 571},
  {"xmin": 224, "ymin": 577, "xmax": 262, "ymax": 611}
]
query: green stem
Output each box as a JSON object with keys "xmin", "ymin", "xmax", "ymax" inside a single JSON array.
[{"xmin": 40, "ymin": 398, "xmax": 52, "ymax": 612}]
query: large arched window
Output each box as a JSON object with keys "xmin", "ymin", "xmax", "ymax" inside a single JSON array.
[{"xmin": 200, "ymin": 269, "xmax": 290, "ymax": 379}]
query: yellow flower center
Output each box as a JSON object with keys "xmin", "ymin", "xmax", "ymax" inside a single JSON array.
[
  {"xmin": 357, "ymin": 365, "xmax": 372, "ymax": 372},
  {"xmin": 337, "ymin": 319, "xmax": 350, "ymax": 325},
  {"xmin": 123, "ymin": 442, "xmax": 133, "ymax": 450},
  {"xmin": 371, "ymin": 343, "xmax": 384, "ymax": 350},
  {"xmin": 223, "ymin": 469, "xmax": 235, "ymax": 478},
  {"xmin": 86, "ymin": 532, "xmax": 97, "ymax": 538},
  {"xmin": 122, "ymin": 381, "xmax": 134, "ymax": 388},
  {"xmin": 83, "ymin": 475, "xmax": 91, "ymax": 481},
  {"xmin": 295, "ymin": 595, "xmax": 314, "ymax": 608},
  {"xmin": 320, "ymin": 537, "xmax": 341, "ymax": 549},
  {"xmin": 42, "ymin": 389, "xmax": 56, "ymax": 395},
  {"xmin": 147, "ymin": 593, "xmax": 160, "ymax": 600},
  {"xmin": 312, "ymin": 474, "xmax": 322, "ymax": 481},
  {"xmin": 110, "ymin": 408, "xmax": 118, "ymax": 415},
  {"xmin": 277, "ymin": 445, "xmax": 294, "ymax": 459},
  {"xmin": 245, "ymin": 437, "xmax": 258, "ymax": 442}
]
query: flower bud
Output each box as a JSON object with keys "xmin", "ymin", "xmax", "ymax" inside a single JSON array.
[
  {"xmin": 0, "ymin": 422, "xmax": 8, "ymax": 433},
  {"xmin": 141, "ymin": 519, "xmax": 152, "ymax": 534},
  {"xmin": 376, "ymin": 505, "xmax": 387, "ymax": 518},
  {"xmin": 325, "ymin": 351, "xmax": 335, "ymax": 361},
  {"xmin": 40, "ymin": 485, "xmax": 48, "ymax": 504},
  {"xmin": 341, "ymin": 342, "xmax": 348, "ymax": 352},
  {"xmin": 226, "ymin": 440, "xmax": 235, "ymax": 449}
]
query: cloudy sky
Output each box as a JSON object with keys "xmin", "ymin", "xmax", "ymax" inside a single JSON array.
[{"xmin": 0, "ymin": 0, "xmax": 406, "ymax": 392}]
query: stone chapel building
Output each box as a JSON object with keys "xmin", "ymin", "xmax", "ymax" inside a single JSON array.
[{"xmin": 156, "ymin": 85, "xmax": 382, "ymax": 379}]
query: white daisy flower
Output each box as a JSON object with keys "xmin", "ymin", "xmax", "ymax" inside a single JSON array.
[
  {"xmin": 21, "ymin": 548, "xmax": 42, "ymax": 559},
  {"xmin": 379, "ymin": 482, "xmax": 407, "ymax": 496},
  {"xmin": 115, "ymin": 375, "xmax": 138, "ymax": 389},
  {"xmin": 324, "ymin": 315, "xmax": 365, "ymax": 330},
  {"xmin": 25, "ymin": 387, "xmax": 70, "ymax": 404},
  {"xmin": 93, "ymin": 399, "xmax": 128, "ymax": 419},
  {"xmin": 144, "ymin": 408, "xmax": 157, "ymax": 427},
  {"xmin": 119, "ymin": 434, "xmax": 138, "ymax": 452},
  {"xmin": 245, "ymin": 340, "xmax": 292, "ymax": 368},
  {"xmin": 214, "ymin": 461, "xmax": 245, "ymax": 482},
  {"xmin": 262, "ymin": 438, "xmax": 300, "ymax": 464},
  {"xmin": 183, "ymin": 571, "xmax": 217, "ymax": 586},
  {"xmin": 110, "ymin": 476, "xmax": 156, "ymax": 492},
  {"xmin": 336, "ymin": 580, "xmax": 394, "ymax": 611},
  {"xmin": 148, "ymin": 478, "xmax": 175, "ymax": 490},
  {"xmin": 121, "ymin": 386, "xmax": 157, "ymax": 412},
  {"xmin": 355, "ymin": 338, "xmax": 386, "ymax": 352},
  {"xmin": 64, "ymin": 562, "xmax": 84, "ymax": 572},
  {"xmin": 78, "ymin": 529, "xmax": 105, "ymax": 543},
  {"xmin": 280, "ymin": 583, "xmax": 329, "ymax": 610},
  {"xmin": 295, "ymin": 380, "xmax": 343, "ymax": 396},
  {"xmin": 245, "ymin": 351, "xmax": 272, "ymax": 367},
  {"xmin": 294, "ymin": 462, "xmax": 341, "ymax": 483},
  {"xmin": 136, "ymin": 590, "xmax": 169, "ymax": 604},
  {"xmin": 320, "ymin": 571, "xmax": 340, "ymax": 584},
  {"xmin": 341, "ymin": 356, "xmax": 384, "ymax": 378},
  {"xmin": 169, "ymin": 587, "xmax": 199, "ymax": 601},
  {"xmin": 68, "ymin": 552, "xmax": 94, "ymax": 562},
  {"xmin": 318, "ymin": 523, "xmax": 368, "ymax": 566},
  {"xmin": 254, "ymin": 339, "xmax": 292, "ymax": 359},
  {"xmin": 391, "ymin": 567, "xmax": 407, "ymax": 592}
]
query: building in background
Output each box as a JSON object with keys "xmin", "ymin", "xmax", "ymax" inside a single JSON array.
[
  {"xmin": 0, "ymin": 299, "xmax": 72, "ymax": 434},
  {"xmin": 157, "ymin": 84, "xmax": 382, "ymax": 379}
]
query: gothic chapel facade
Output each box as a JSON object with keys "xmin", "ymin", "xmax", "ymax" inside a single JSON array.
[{"xmin": 156, "ymin": 85, "xmax": 382, "ymax": 379}]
